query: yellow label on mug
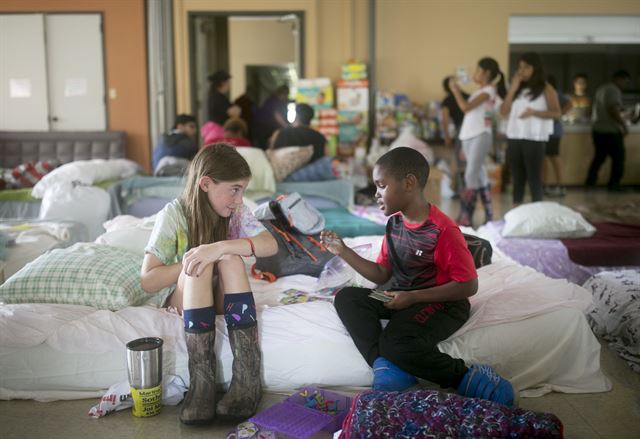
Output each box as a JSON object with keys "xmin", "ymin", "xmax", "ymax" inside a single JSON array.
[{"xmin": 131, "ymin": 385, "xmax": 162, "ymax": 417}]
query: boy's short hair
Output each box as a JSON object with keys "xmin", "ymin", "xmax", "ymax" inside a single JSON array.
[
  {"xmin": 223, "ymin": 117, "xmax": 248, "ymax": 136},
  {"xmin": 174, "ymin": 114, "xmax": 196, "ymax": 128},
  {"xmin": 295, "ymin": 103, "xmax": 314, "ymax": 125},
  {"xmin": 376, "ymin": 147, "xmax": 430, "ymax": 188}
]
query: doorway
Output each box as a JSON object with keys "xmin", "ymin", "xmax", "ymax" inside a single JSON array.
[{"xmin": 188, "ymin": 12, "xmax": 304, "ymax": 128}]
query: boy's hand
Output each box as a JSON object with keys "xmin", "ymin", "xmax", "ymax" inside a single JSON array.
[
  {"xmin": 320, "ymin": 230, "xmax": 345, "ymax": 256},
  {"xmin": 383, "ymin": 291, "xmax": 415, "ymax": 310}
]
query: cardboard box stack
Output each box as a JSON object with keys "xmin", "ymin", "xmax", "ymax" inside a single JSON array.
[{"xmin": 337, "ymin": 62, "xmax": 369, "ymax": 157}]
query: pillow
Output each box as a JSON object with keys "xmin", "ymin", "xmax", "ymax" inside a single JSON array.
[
  {"xmin": 502, "ymin": 202, "xmax": 596, "ymax": 239},
  {"xmin": 32, "ymin": 159, "xmax": 140, "ymax": 198},
  {"xmin": 235, "ymin": 147, "xmax": 277, "ymax": 194},
  {"xmin": 266, "ymin": 146, "xmax": 313, "ymax": 182},
  {"xmin": 0, "ymin": 243, "xmax": 152, "ymax": 310},
  {"xmin": 284, "ymin": 156, "xmax": 338, "ymax": 182},
  {"xmin": 11, "ymin": 160, "xmax": 60, "ymax": 188}
]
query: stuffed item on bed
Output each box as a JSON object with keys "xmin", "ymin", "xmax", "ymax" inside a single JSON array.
[
  {"xmin": 585, "ymin": 269, "xmax": 640, "ymax": 373},
  {"xmin": 338, "ymin": 390, "xmax": 562, "ymax": 438},
  {"xmin": 502, "ymin": 202, "xmax": 595, "ymax": 239},
  {"xmin": 0, "ymin": 242, "xmax": 154, "ymax": 310},
  {"xmin": 235, "ymin": 147, "xmax": 276, "ymax": 197},
  {"xmin": 266, "ymin": 146, "xmax": 313, "ymax": 182}
]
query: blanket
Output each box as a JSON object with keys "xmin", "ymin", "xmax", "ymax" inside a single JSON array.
[{"xmin": 561, "ymin": 222, "xmax": 640, "ymax": 267}]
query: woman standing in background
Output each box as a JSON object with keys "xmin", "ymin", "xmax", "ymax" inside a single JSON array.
[{"xmin": 500, "ymin": 52, "xmax": 561, "ymax": 205}]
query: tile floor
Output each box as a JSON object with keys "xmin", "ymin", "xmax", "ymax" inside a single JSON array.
[{"xmin": 1, "ymin": 187, "xmax": 639, "ymax": 438}]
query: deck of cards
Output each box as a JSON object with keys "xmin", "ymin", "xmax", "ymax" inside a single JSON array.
[{"xmin": 368, "ymin": 289, "xmax": 392, "ymax": 303}]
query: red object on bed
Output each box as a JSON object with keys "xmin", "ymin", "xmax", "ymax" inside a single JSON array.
[{"xmin": 561, "ymin": 222, "xmax": 640, "ymax": 267}]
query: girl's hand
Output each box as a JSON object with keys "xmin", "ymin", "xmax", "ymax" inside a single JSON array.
[
  {"xmin": 519, "ymin": 108, "xmax": 536, "ymax": 119},
  {"xmin": 320, "ymin": 230, "xmax": 345, "ymax": 256},
  {"xmin": 182, "ymin": 242, "xmax": 223, "ymax": 277},
  {"xmin": 383, "ymin": 291, "xmax": 415, "ymax": 310},
  {"xmin": 448, "ymin": 77, "xmax": 459, "ymax": 92}
]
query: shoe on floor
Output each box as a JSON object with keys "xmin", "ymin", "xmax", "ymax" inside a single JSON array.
[
  {"xmin": 372, "ymin": 357, "xmax": 417, "ymax": 391},
  {"xmin": 457, "ymin": 364, "xmax": 515, "ymax": 406}
]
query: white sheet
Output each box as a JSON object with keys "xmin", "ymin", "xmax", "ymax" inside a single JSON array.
[{"xmin": 0, "ymin": 240, "xmax": 611, "ymax": 401}]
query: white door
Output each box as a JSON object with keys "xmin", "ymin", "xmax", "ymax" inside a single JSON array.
[
  {"xmin": 45, "ymin": 14, "xmax": 106, "ymax": 130},
  {"xmin": 0, "ymin": 14, "xmax": 49, "ymax": 130}
]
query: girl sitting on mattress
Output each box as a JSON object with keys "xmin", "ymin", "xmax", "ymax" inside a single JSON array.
[{"xmin": 140, "ymin": 143, "xmax": 278, "ymax": 424}]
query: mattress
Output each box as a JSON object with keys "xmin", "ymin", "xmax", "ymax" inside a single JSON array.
[
  {"xmin": 477, "ymin": 220, "xmax": 639, "ymax": 285},
  {"xmin": 0, "ymin": 236, "xmax": 611, "ymax": 401}
]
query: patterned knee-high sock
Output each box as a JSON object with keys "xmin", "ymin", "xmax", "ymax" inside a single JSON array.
[
  {"xmin": 223, "ymin": 292, "xmax": 257, "ymax": 329},
  {"xmin": 478, "ymin": 186, "xmax": 493, "ymax": 223},
  {"xmin": 183, "ymin": 306, "xmax": 216, "ymax": 333}
]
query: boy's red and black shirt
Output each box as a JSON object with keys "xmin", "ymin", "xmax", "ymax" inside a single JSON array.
[{"xmin": 376, "ymin": 205, "xmax": 477, "ymax": 291}]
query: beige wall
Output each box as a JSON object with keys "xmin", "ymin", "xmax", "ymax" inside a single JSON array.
[
  {"xmin": 317, "ymin": 0, "xmax": 369, "ymax": 79},
  {"xmin": 228, "ymin": 18, "xmax": 296, "ymax": 98},
  {"xmin": 376, "ymin": 0, "xmax": 640, "ymax": 103},
  {"xmin": 0, "ymin": 0, "xmax": 151, "ymax": 173}
]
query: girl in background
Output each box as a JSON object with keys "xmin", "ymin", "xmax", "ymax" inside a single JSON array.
[
  {"xmin": 449, "ymin": 57, "xmax": 506, "ymax": 226},
  {"xmin": 500, "ymin": 52, "xmax": 561, "ymax": 206},
  {"xmin": 140, "ymin": 144, "xmax": 277, "ymax": 424}
]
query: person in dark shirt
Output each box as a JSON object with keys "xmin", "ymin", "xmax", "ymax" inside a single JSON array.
[
  {"xmin": 152, "ymin": 114, "xmax": 198, "ymax": 172},
  {"xmin": 253, "ymin": 85, "xmax": 290, "ymax": 149},
  {"xmin": 271, "ymin": 103, "xmax": 327, "ymax": 162},
  {"xmin": 234, "ymin": 86, "xmax": 256, "ymax": 140},
  {"xmin": 320, "ymin": 147, "xmax": 515, "ymax": 406},
  {"xmin": 441, "ymin": 76, "xmax": 469, "ymax": 194},
  {"xmin": 207, "ymin": 70, "xmax": 240, "ymax": 126}
]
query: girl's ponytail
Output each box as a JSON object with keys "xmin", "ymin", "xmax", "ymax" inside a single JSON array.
[
  {"xmin": 478, "ymin": 57, "xmax": 506, "ymax": 98},
  {"xmin": 496, "ymin": 70, "xmax": 507, "ymax": 99}
]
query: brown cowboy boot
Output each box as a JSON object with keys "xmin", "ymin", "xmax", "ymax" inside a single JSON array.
[
  {"xmin": 216, "ymin": 325, "xmax": 262, "ymax": 421},
  {"xmin": 179, "ymin": 329, "xmax": 217, "ymax": 424}
]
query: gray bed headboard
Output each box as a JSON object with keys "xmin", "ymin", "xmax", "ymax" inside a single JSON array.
[{"xmin": 0, "ymin": 131, "xmax": 126, "ymax": 168}]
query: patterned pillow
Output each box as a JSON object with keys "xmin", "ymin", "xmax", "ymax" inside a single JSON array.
[
  {"xmin": 10, "ymin": 160, "xmax": 60, "ymax": 188},
  {"xmin": 266, "ymin": 146, "xmax": 313, "ymax": 182},
  {"xmin": 0, "ymin": 243, "xmax": 152, "ymax": 310}
]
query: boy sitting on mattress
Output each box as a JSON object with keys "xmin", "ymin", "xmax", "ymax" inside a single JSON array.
[{"xmin": 320, "ymin": 146, "xmax": 515, "ymax": 405}]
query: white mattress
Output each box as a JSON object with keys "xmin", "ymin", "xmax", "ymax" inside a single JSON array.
[{"xmin": 0, "ymin": 236, "xmax": 612, "ymax": 401}]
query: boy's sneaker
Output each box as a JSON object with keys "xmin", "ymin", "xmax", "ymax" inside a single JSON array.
[
  {"xmin": 457, "ymin": 364, "xmax": 515, "ymax": 406},
  {"xmin": 372, "ymin": 357, "xmax": 417, "ymax": 391}
]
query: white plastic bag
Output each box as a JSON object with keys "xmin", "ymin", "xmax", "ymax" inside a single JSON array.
[
  {"xmin": 39, "ymin": 181, "xmax": 111, "ymax": 240},
  {"xmin": 88, "ymin": 375, "xmax": 187, "ymax": 418},
  {"xmin": 316, "ymin": 244, "xmax": 372, "ymax": 293}
]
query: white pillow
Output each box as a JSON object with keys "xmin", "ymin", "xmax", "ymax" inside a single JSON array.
[
  {"xmin": 235, "ymin": 148, "xmax": 276, "ymax": 195},
  {"xmin": 32, "ymin": 159, "xmax": 140, "ymax": 198},
  {"xmin": 95, "ymin": 228, "xmax": 152, "ymax": 256},
  {"xmin": 502, "ymin": 202, "xmax": 596, "ymax": 239}
]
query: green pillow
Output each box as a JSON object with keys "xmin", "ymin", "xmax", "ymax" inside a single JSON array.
[{"xmin": 0, "ymin": 243, "xmax": 152, "ymax": 310}]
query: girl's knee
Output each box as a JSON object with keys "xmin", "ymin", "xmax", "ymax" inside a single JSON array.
[{"xmin": 217, "ymin": 254, "xmax": 244, "ymax": 273}]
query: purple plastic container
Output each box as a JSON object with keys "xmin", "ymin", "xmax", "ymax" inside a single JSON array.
[{"xmin": 250, "ymin": 386, "xmax": 352, "ymax": 439}]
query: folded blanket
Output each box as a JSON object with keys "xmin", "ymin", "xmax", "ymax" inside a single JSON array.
[
  {"xmin": 561, "ymin": 222, "xmax": 640, "ymax": 266},
  {"xmin": 339, "ymin": 390, "xmax": 563, "ymax": 438}
]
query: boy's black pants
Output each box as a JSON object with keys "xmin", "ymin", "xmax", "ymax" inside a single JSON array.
[{"xmin": 334, "ymin": 287, "xmax": 469, "ymax": 389}]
